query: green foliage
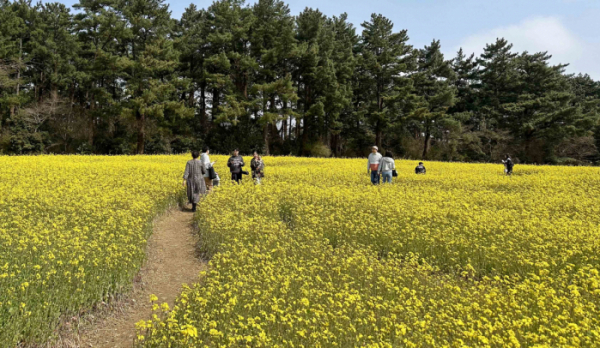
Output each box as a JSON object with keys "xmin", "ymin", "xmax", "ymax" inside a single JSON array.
[
  {"xmin": 410, "ymin": 40, "xmax": 456, "ymax": 159},
  {"xmin": 0, "ymin": 0, "xmax": 599, "ymax": 162},
  {"xmin": 305, "ymin": 140, "xmax": 332, "ymax": 157},
  {"xmin": 358, "ymin": 13, "xmax": 416, "ymax": 149}
]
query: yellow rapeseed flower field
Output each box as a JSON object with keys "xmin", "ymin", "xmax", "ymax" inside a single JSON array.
[
  {"xmin": 137, "ymin": 156, "xmax": 600, "ymax": 348},
  {"xmin": 0, "ymin": 155, "xmax": 185, "ymax": 346},
  {"xmin": 2, "ymin": 155, "xmax": 600, "ymax": 347}
]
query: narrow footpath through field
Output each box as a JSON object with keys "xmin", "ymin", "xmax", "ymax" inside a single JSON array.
[{"xmin": 73, "ymin": 207, "xmax": 205, "ymax": 348}]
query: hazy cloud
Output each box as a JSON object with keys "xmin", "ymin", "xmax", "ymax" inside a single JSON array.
[{"xmin": 452, "ymin": 16, "xmax": 600, "ymax": 79}]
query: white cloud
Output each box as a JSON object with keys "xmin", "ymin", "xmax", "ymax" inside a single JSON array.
[{"xmin": 452, "ymin": 16, "xmax": 600, "ymax": 79}]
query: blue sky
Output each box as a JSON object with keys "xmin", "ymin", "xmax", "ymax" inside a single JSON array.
[{"xmin": 54, "ymin": 0, "xmax": 600, "ymax": 79}]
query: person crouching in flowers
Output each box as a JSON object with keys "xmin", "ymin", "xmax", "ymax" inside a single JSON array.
[
  {"xmin": 251, "ymin": 151, "xmax": 265, "ymax": 185},
  {"xmin": 415, "ymin": 162, "xmax": 426, "ymax": 174},
  {"xmin": 378, "ymin": 151, "xmax": 396, "ymax": 184},
  {"xmin": 183, "ymin": 150, "xmax": 207, "ymax": 212},
  {"xmin": 502, "ymin": 154, "xmax": 514, "ymax": 175}
]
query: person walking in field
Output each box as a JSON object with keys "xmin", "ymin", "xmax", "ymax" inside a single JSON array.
[
  {"xmin": 183, "ymin": 150, "xmax": 207, "ymax": 212},
  {"xmin": 502, "ymin": 155, "xmax": 514, "ymax": 175},
  {"xmin": 367, "ymin": 146, "xmax": 382, "ymax": 185},
  {"xmin": 227, "ymin": 148, "xmax": 245, "ymax": 183},
  {"xmin": 378, "ymin": 151, "xmax": 396, "ymax": 184},
  {"xmin": 415, "ymin": 162, "xmax": 426, "ymax": 174},
  {"xmin": 251, "ymin": 151, "xmax": 265, "ymax": 185},
  {"xmin": 200, "ymin": 146, "xmax": 216, "ymax": 192}
]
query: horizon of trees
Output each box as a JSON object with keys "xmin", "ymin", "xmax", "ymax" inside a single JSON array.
[{"xmin": 1, "ymin": 0, "xmax": 600, "ymax": 164}]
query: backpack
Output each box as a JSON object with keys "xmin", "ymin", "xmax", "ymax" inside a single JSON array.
[
  {"xmin": 207, "ymin": 166, "xmax": 217, "ymax": 180},
  {"xmin": 506, "ymin": 159, "xmax": 514, "ymax": 170}
]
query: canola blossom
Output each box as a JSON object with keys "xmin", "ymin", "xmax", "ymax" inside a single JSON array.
[
  {"xmin": 2, "ymin": 155, "xmax": 600, "ymax": 347},
  {"xmin": 137, "ymin": 157, "xmax": 600, "ymax": 347},
  {"xmin": 0, "ymin": 155, "xmax": 184, "ymax": 346}
]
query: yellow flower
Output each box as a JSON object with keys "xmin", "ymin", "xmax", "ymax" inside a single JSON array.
[{"xmin": 3, "ymin": 155, "xmax": 600, "ymax": 347}]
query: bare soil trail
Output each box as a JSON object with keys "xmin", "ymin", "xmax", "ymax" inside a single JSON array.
[{"xmin": 64, "ymin": 207, "xmax": 206, "ymax": 348}]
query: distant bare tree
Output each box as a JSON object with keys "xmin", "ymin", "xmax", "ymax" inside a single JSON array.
[
  {"xmin": 556, "ymin": 136, "xmax": 598, "ymax": 162},
  {"xmin": 22, "ymin": 93, "xmax": 64, "ymax": 133},
  {"xmin": 49, "ymin": 105, "xmax": 89, "ymax": 153}
]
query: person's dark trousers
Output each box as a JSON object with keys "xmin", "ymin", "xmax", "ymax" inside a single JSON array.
[
  {"xmin": 370, "ymin": 170, "xmax": 380, "ymax": 185},
  {"xmin": 231, "ymin": 173, "xmax": 242, "ymax": 183},
  {"xmin": 192, "ymin": 203, "xmax": 197, "ymax": 212}
]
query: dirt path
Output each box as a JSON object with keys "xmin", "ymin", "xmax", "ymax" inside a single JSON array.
[{"xmin": 72, "ymin": 207, "xmax": 206, "ymax": 348}]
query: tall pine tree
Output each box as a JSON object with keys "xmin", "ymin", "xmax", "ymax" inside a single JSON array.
[
  {"xmin": 359, "ymin": 13, "xmax": 415, "ymax": 149},
  {"xmin": 118, "ymin": 0, "xmax": 191, "ymax": 154},
  {"xmin": 411, "ymin": 40, "xmax": 456, "ymax": 158}
]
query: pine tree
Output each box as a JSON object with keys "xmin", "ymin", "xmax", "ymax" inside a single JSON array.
[
  {"xmin": 411, "ymin": 40, "xmax": 456, "ymax": 158},
  {"xmin": 29, "ymin": 2, "xmax": 78, "ymax": 101},
  {"xmin": 568, "ymin": 74, "xmax": 600, "ymax": 161},
  {"xmin": 322, "ymin": 13, "xmax": 357, "ymax": 156},
  {"xmin": 176, "ymin": 5, "xmax": 210, "ymax": 138},
  {"xmin": 206, "ymin": 0, "xmax": 256, "ymax": 125},
  {"xmin": 450, "ymin": 48, "xmax": 478, "ymax": 115},
  {"xmin": 294, "ymin": 8, "xmax": 328, "ymax": 155},
  {"xmin": 359, "ymin": 13, "xmax": 416, "ymax": 149},
  {"xmin": 250, "ymin": 0, "xmax": 297, "ymax": 153},
  {"xmin": 508, "ymin": 52, "xmax": 598, "ymax": 162},
  {"xmin": 0, "ymin": 0, "xmax": 33, "ymax": 119},
  {"xmin": 251, "ymin": 75, "xmax": 297, "ymax": 154},
  {"xmin": 1, "ymin": 0, "xmax": 599, "ymax": 160},
  {"xmin": 118, "ymin": 0, "xmax": 192, "ymax": 154},
  {"xmin": 5, "ymin": 1, "xmax": 80, "ymax": 151},
  {"xmin": 0, "ymin": 60, "xmax": 19, "ymax": 131},
  {"xmin": 73, "ymin": 0, "xmax": 129, "ymax": 151},
  {"xmin": 476, "ymin": 38, "xmax": 519, "ymax": 132}
]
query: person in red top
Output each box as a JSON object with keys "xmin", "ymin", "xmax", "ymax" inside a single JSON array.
[{"xmin": 367, "ymin": 146, "xmax": 382, "ymax": 185}]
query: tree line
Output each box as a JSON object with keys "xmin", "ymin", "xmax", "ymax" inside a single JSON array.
[{"xmin": 1, "ymin": 0, "xmax": 600, "ymax": 163}]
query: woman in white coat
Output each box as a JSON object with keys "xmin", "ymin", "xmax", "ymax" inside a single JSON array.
[
  {"xmin": 200, "ymin": 146, "xmax": 216, "ymax": 192},
  {"xmin": 378, "ymin": 151, "xmax": 396, "ymax": 184}
]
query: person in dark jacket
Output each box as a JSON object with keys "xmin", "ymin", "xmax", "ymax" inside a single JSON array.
[
  {"xmin": 415, "ymin": 162, "xmax": 426, "ymax": 174},
  {"xmin": 227, "ymin": 148, "xmax": 245, "ymax": 183},
  {"xmin": 502, "ymin": 155, "xmax": 514, "ymax": 175}
]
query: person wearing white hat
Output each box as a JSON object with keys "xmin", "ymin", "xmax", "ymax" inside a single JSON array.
[{"xmin": 367, "ymin": 146, "xmax": 382, "ymax": 185}]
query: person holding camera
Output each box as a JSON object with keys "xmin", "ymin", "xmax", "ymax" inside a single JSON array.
[
  {"xmin": 227, "ymin": 148, "xmax": 246, "ymax": 183},
  {"xmin": 502, "ymin": 154, "xmax": 514, "ymax": 175}
]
